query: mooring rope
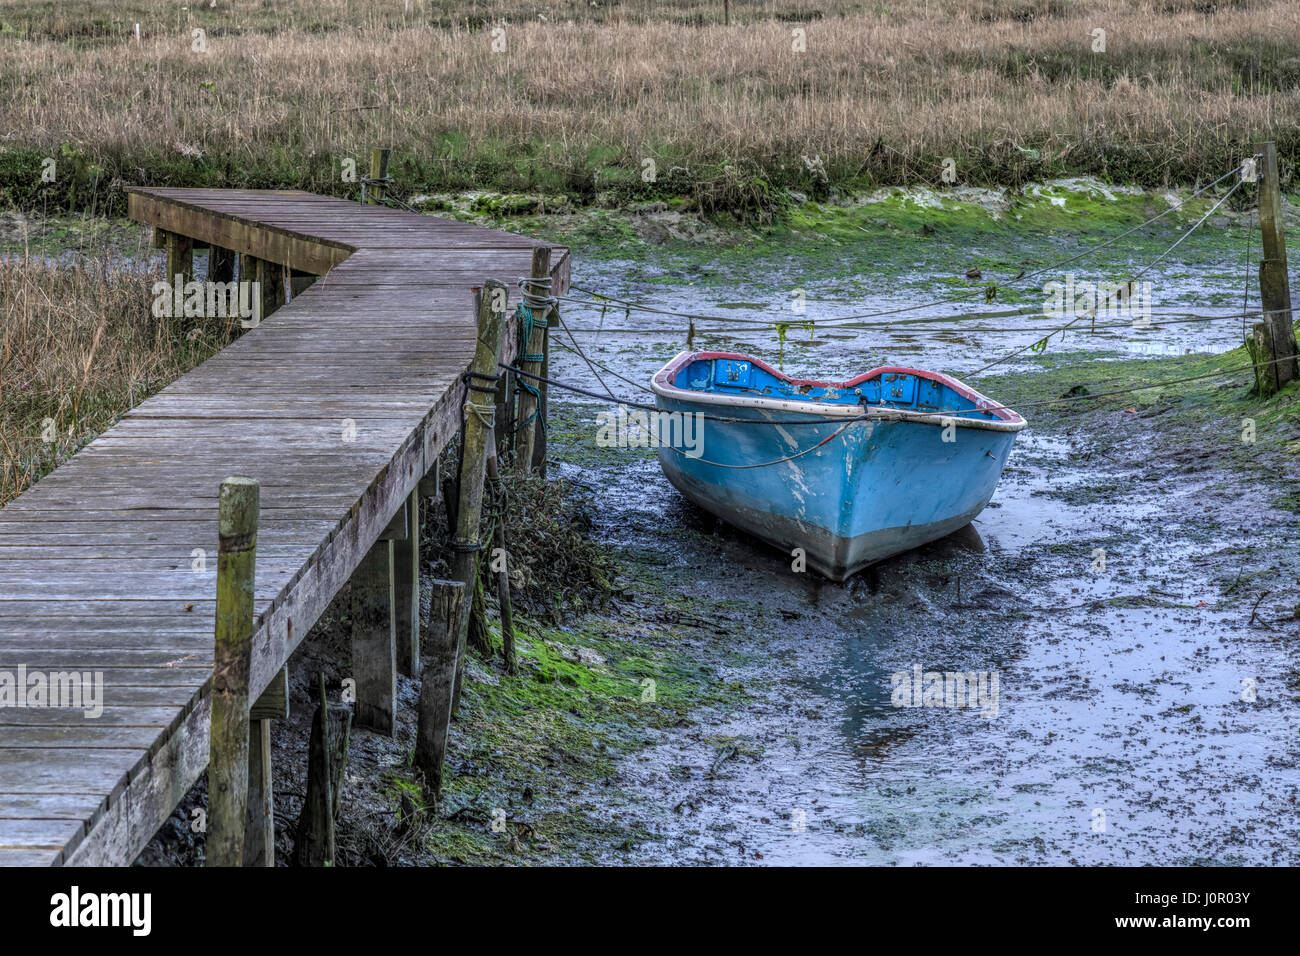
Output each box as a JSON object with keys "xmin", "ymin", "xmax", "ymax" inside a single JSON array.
[
  {"xmin": 513, "ymin": 275, "xmax": 556, "ymax": 433},
  {"xmin": 659, "ymin": 419, "xmax": 861, "ymax": 469},
  {"xmin": 554, "ymin": 310, "xmax": 652, "ymax": 395},
  {"xmin": 561, "ymin": 164, "xmax": 1249, "ymax": 330},
  {"xmin": 556, "ymin": 305, "xmax": 1288, "ymax": 338},
  {"xmin": 507, "ymin": 346, "xmax": 1298, "ymax": 431},
  {"xmin": 501, "ymin": 362, "xmax": 878, "ymax": 426},
  {"xmin": 463, "ymin": 401, "xmax": 496, "ymax": 430},
  {"xmin": 968, "ymin": 177, "xmax": 1245, "ymax": 376}
]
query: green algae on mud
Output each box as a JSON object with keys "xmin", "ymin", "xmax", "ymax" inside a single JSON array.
[
  {"xmin": 975, "ymin": 340, "xmax": 1300, "ymax": 471},
  {"xmin": 381, "ymin": 567, "xmax": 753, "ymax": 865}
]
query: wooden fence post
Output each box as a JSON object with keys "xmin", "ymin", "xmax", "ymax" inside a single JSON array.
[
  {"xmin": 449, "ymin": 282, "xmax": 506, "ymax": 713},
  {"xmin": 1256, "ymin": 140, "xmax": 1298, "ymax": 393},
  {"xmin": 208, "ymin": 476, "xmax": 259, "ymax": 867},
  {"xmin": 367, "ymin": 148, "xmax": 392, "ymax": 206},
  {"xmin": 351, "ymin": 536, "xmax": 396, "ymax": 735},
  {"xmin": 515, "ymin": 247, "xmax": 552, "ymax": 475}
]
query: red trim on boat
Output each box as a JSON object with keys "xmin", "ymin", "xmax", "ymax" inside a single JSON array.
[{"xmin": 653, "ymin": 350, "xmax": 1026, "ymax": 425}]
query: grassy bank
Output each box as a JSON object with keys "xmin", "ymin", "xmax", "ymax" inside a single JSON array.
[
  {"xmin": 974, "ymin": 337, "xmax": 1300, "ymax": 512},
  {"xmin": 2, "ymin": 0, "xmax": 1298, "ymax": 221}
]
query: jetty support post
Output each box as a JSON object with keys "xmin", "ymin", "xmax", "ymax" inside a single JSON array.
[
  {"xmin": 351, "ymin": 504, "xmax": 405, "ymax": 735},
  {"xmin": 532, "ymin": 300, "xmax": 556, "ymax": 476},
  {"xmin": 209, "ymin": 245, "xmax": 236, "ymax": 285},
  {"xmin": 259, "ymin": 257, "xmax": 286, "ymax": 319},
  {"xmin": 494, "ymin": 362, "xmax": 514, "ymax": 463},
  {"xmin": 486, "ymin": 434, "xmax": 517, "ymax": 673},
  {"xmin": 293, "ymin": 675, "xmax": 351, "ymax": 867},
  {"xmin": 165, "ymin": 231, "xmax": 193, "ymax": 286},
  {"xmin": 448, "ymin": 283, "xmax": 506, "ymax": 713},
  {"xmin": 208, "ymin": 476, "xmax": 259, "ymax": 867},
  {"xmin": 238, "ymin": 255, "xmax": 285, "ymax": 322},
  {"xmin": 394, "ymin": 488, "xmax": 421, "ymax": 677},
  {"xmin": 1254, "ymin": 140, "xmax": 1298, "ymax": 394},
  {"xmin": 415, "ymin": 579, "xmax": 467, "ymax": 797},
  {"xmin": 289, "ymin": 268, "xmax": 316, "ymax": 298},
  {"xmin": 515, "ymin": 247, "xmax": 552, "ymax": 475},
  {"xmin": 245, "ymin": 665, "xmax": 287, "ymax": 866}
]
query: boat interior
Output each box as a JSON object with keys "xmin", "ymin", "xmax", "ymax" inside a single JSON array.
[{"xmin": 670, "ymin": 353, "xmax": 1005, "ymax": 420}]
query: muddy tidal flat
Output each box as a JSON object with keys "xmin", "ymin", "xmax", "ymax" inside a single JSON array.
[{"xmin": 516, "ymin": 184, "xmax": 1300, "ymax": 865}]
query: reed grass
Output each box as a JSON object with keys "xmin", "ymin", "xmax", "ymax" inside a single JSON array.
[
  {"xmin": 0, "ymin": 248, "xmax": 240, "ymax": 507},
  {"xmin": 1, "ymin": 0, "xmax": 1296, "ymax": 219}
]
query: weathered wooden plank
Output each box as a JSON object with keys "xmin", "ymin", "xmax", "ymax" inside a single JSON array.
[
  {"xmin": 0, "ymin": 707, "xmax": 185, "ymax": 728},
  {"xmin": 0, "ymin": 748, "xmax": 151, "ymax": 792},
  {"xmin": 0, "ymin": 793, "xmax": 105, "ymax": 820},
  {"xmin": 0, "ymin": 819, "xmax": 85, "ymax": 849},
  {"xmin": 0, "ymin": 726, "xmax": 172, "ymax": 749}
]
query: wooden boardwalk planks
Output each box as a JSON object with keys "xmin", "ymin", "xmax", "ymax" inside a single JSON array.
[{"xmin": 0, "ymin": 188, "xmax": 568, "ymax": 865}]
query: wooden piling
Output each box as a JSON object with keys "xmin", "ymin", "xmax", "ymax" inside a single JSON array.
[
  {"xmin": 394, "ymin": 488, "xmax": 421, "ymax": 677},
  {"xmin": 494, "ymin": 367, "xmax": 513, "ymax": 463},
  {"xmin": 208, "ymin": 475, "xmax": 259, "ymax": 867},
  {"xmin": 258, "ymin": 257, "xmax": 286, "ymax": 319},
  {"xmin": 1255, "ymin": 140, "xmax": 1298, "ymax": 393},
  {"xmin": 250, "ymin": 666, "xmax": 289, "ymax": 721},
  {"xmin": 415, "ymin": 579, "xmax": 467, "ymax": 796},
  {"xmin": 244, "ymin": 719, "xmax": 274, "ymax": 866},
  {"xmin": 166, "ymin": 231, "xmax": 193, "ymax": 285},
  {"xmin": 1248, "ymin": 322, "xmax": 1279, "ymax": 395},
  {"xmin": 468, "ymin": 555, "xmax": 492, "ymax": 656},
  {"xmin": 293, "ymin": 676, "xmax": 351, "ymax": 867},
  {"xmin": 531, "ymin": 303, "xmax": 557, "ymax": 476},
  {"xmin": 515, "ymin": 247, "xmax": 552, "ymax": 475},
  {"xmin": 418, "ymin": 458, "xmax": 442, "ymax": 500},
  {"xmin": 244, "ymin": 665, "xmax": 287, "ymax": 866},
  {"xmin": 486, "ymin": 440, "xmax": 517, "ymax": 673},
  {"xmin": 209, "ymin": 245, "xmax": 236, "ymax": 285},
  {"xmin": 241, "ymin": 255, "xmax": 261, "ymax": 321},
  {"xmin": 367, "ymin": 148, "xmax": 392, "ymax": 206},
  {"xmin": 350, "ymin": 538, "xmax": 396, "ymax": 735},
  {"xmin": 289, "ymin": 269, "xmax": 316, "ymax": 297},
  {"xmin": 449, "ymin": 282, "xmax": 507, "ymax": 713}
]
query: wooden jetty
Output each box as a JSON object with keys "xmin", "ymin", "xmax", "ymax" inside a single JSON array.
[{"xmin": 0, "ymin": 188, "xmax": 568, "ymax": 865}]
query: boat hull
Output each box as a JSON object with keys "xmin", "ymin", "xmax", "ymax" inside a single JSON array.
[{"xmin": 652, "ymin": 352, "xmax": 1026, "ymax": 581}]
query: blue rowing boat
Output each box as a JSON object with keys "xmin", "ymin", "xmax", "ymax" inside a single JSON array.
[{"xmin": 650, "ymin": 351, "xmax": 1027, "ymax": 580}]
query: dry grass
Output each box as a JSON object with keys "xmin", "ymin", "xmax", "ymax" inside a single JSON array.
[
  {"xmin": 1, "ymin": 0, "xmax": 1297, "ymax": 217},
  {"xmin": 0, "ymin": 250, "xmax": 241, "ymax": 506}
]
